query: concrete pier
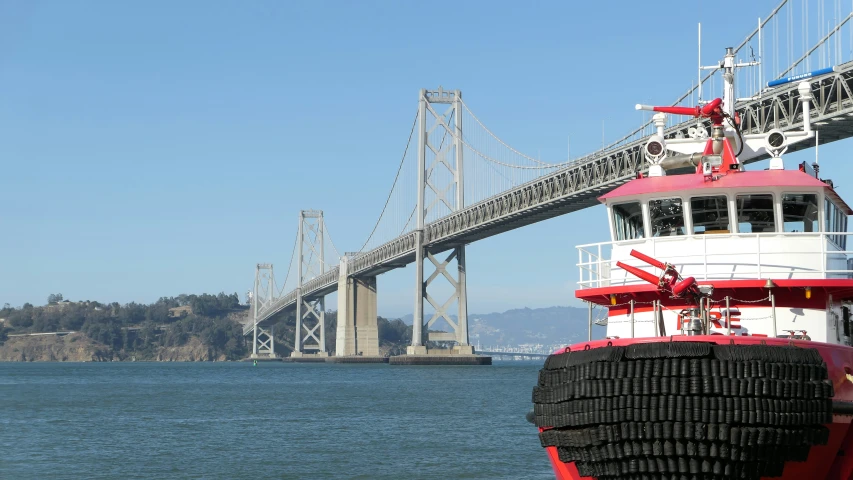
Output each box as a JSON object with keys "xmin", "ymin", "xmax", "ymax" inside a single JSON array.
[
  {"xmin": 288, "ymin": 351, "xmax": 329, "ymax": 363},
  {"xmin": 243, "ymin": 356, "xmax": 282, "ymax": 362},
  {"xmin": 326, "ymin": 356, "xmax": 389, "ymax": 364},
  {"xmin": 336, "ymin": 258, "xmax": 379, "ymax": 357},
  {"xmin": 391, "ymin": 346, "xmax": 490, "ymax": 365},
  {"xmin": 389, "ymin": 353, "xmax": 491, "ymax": 366}
]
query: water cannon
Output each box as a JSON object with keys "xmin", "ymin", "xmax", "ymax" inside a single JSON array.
[
  {"xmin": 636, "ymin": 98, "xmax": 725, "ymax": 126},
  {"xmin": 636, "ymin": 95, "xmax": 741, "ymax": 176},
  {"xmin": 616, "ymin": 249, "xmax": 701, "ymax": 301}
]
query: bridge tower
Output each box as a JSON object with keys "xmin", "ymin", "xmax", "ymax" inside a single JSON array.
[
  {"xmin": 251, "ymin": 263, "xmax": 277, "ymax": 358},
  {"xmin": 409, "ymin": 87, "xmax": 472, "ymax": 355},
  {"xmin": 292, "ymin": 210, "xmax": 328, "ymax": 357}
]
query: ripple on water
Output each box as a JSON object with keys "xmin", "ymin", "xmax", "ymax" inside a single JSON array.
[{"xmin": 0, "ymin": 361, "xmax": 553, "ymax": 480}]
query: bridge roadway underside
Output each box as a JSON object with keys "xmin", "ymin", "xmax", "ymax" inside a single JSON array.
[{"xmin": 249, "ymin": 64, "xmax": 853, "ymax": 333}]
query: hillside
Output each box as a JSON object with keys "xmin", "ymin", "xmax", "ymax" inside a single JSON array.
[
  {"xmin": 0, "ymin": 293, "xmax": 416, "ymax": 361},
  {"xmin": 0, "ymin": 293, "xmax": 250, "ymax": 361},
  {"xmin": 0, "ymin": 294, "xmax": 607, "ymax": 360}
]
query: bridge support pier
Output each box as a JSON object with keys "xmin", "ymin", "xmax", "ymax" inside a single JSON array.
[
  {"xmin": 251, "ymin": 324, "xmax": 277, "ymax": 359},
  {"xmin": 404, "ymin": 245, "xmax": 474, "ymax": 356},
  {"xmin": 334, "ymin": 258, "xmax": 380, "ymax": 358},
  {"xmin": 293, "ymin": 294, "xmax": 328, "ymax": 358}
]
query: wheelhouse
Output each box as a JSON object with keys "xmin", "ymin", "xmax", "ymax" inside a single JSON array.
[{"xmin": 603, "ymin": 167, "xmax": 851, "ymax": 246}]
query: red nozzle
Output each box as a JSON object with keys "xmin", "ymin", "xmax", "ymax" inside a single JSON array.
[
  {"xmin": 629, "ymin": 249, "xmax": 667, "ymax": 270},
  {"xmin": 616, "ymin": 261, "xmax": 661, "ymax": 286},
  {"xmin": 636, "ymin": 97, "xmax": 725, "ymax": 125},
  {"xmin": 647, "ymin": 105, "xmax": 701, "ymax": 117}
]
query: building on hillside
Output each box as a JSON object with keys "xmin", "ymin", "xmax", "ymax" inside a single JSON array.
[{"xmin": 168, "ymin": 305, "xmax": 193, "ymax": 318}]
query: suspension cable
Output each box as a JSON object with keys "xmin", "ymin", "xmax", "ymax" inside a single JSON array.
[
  {"xmin": 460, "ymin": 99, "xmax": 562, "ymax": 166},
  {"xmin": 396, "ymin": 115, "xmax": 454, "ymax": 237},
  {"xmin": 323, "ymin": 222, "xmax": 342, "ymax": 261},
  {"xmin": 356, "ymin": 108, "xmax": 419, "ymax": 253},
  {"xmin": 458, "ymin": 135, "xmax": 575, "ymax": 170},
  {"xmin": 276, "ymin": 230, "xmax": 299, "ymax": 296}
]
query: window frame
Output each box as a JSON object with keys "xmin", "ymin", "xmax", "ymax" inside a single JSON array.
[
  {"xmin": 688, "ymin": 193, "xmax": 732, "ymax": 235},
  {"xmin": 647, "ymin": 196, "xmax": 688, "ymax": 238},
  {"xmin": 781, "ymin": 191, "xmax": 820, "ymax": 233},
  {"xmin": 611, "ymin": 200, "xmax": 647, "ymax": 241},
  {"xmin": 823, "ymin": 196, "xmax": 848, "ymax": 248},
  {"xmin": 734, "ymin": 192, "xmax": 777, "ymax": 234}
]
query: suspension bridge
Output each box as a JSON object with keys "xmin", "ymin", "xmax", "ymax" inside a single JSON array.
[{"xmin": 245, "ymin": 0, "xmax": 853, "ymax": 362}]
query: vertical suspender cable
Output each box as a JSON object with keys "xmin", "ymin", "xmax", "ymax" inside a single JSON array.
[
  {"xmin": 775, "ymin": 14, "xmax": 779, "ymax": 76},
  {"xmin": 808, "ymin": 0, "xmax": 812, "ymax": 70},
  {"xmin": 789, "ymin": 0, "xmax": 794, "ymax": 71},
  {"xmin": 802, "ymin": 0, "xmax": 805, "ymax": 74}
]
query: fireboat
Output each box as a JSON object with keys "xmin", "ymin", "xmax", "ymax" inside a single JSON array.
[{"xmin": 532, "ymin": 47, "xmax": 853, "ymax": 479}]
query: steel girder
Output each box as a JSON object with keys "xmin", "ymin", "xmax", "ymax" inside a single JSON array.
[
  {"xmin": 736, "ymin": 65, "xmax": 853, "ymax": 141},
  {"xmin": 252, "ymin": 325, "xmax": 275, "ymax": 358},
  {"xmin": 246, "ymin": 64, "xmax": 853, "ymax": 335},
  {"xmin": 298, "ymin": 297, "xmax": 325, "ymax": 351}
]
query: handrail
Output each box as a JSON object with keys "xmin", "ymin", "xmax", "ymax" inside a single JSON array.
[{"xmin": 577, "ymin": 232, "xmax": 853, "ymax": 289}]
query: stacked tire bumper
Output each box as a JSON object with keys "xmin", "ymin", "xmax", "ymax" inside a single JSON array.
[{"xmin": 533, "ymin": 342, "xmax": 834, "ymax": 480}]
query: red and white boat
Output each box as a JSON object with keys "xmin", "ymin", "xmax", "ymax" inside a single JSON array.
[{"xmin": 533, "ymin": 48, "xmax": 853, "ymax": 480}]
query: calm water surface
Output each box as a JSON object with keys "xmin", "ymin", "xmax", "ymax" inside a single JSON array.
[{"xmin": 0, "ymin": 361, "xmax": 551, "ymax": 479}]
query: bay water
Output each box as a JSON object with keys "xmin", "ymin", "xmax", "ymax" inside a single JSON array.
[{"xmin": 0, "ymin": 361, "xmax": 552, "ymax": 479}]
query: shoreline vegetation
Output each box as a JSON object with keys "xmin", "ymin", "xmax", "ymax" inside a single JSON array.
[{"xmin": 0, "ymin": 293, "xmax": 413, "ymax": 362}]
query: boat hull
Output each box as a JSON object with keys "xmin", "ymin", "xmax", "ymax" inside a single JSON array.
[{"xmin": 536, "ymin": 336, "xmax": 853, "ymax": 480}]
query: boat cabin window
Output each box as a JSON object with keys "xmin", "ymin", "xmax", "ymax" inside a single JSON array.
[
  {"xmin": 612, "ymin": 201, "xmax": 645, "ymax": 240},
  {"xmin": 736, "ymin": 194, "xmax": 776, "ymax": 233},
  {"xmin": 782, "ymin": 193, "xmax": 819, "ymax": 233},
  {"xmin": 648, "ymin": 197, "xmax": 686, "ymax": 237},
  {"xmin": 690, "ymin": 195, "xmax": 730, "ymax": 234},
  {"xmin": 825, "ymin": 199, "xmax": 848, "ymax": 248}
]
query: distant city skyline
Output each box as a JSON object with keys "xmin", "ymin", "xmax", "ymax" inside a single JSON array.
[{"xmin": 2, "ymin": 1, "xmax": 850, "ymax": 318}]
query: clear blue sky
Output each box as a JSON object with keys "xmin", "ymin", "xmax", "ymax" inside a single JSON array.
[{"xmin": 2, "ymin": 0, "xmax": 850, "ymax": 317}]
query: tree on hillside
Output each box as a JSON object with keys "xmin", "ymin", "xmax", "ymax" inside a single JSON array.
[
  {"xmin": 82, "ymin": 316, "xmax": 123, "ymax": 350},
  {"xmin": 378, "ymin": 317, "xmax": 410, "ymax": 345},
  {"xmin": 186, "ymin": 292, "xmax": 240, "ymax": 317},
  {"xmin": 59, "ymin": 305, "xmax": 87, "ymax": 331},
  {"xmin": 31, "ymin": 309, "xmax": 61, "ymax": 333},
  {"xmin": 8, "ymin": 308, "xmax": 33, "ymax": 329},
  {"xmin": 47, "ymin": 293, "xmax": 64, "ymax": 305},
  {"xmin": 117, "ymin": 303, "xmax": 146, "ymax": 325}
]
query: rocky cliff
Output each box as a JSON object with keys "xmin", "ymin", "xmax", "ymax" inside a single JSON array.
[
  {"xmin": 0, "ymin": 333, "xmax": 115, "ymax": 362},
  {"xmin": 154, "ymin": 337, "xmax": 226, "ymax": 362},
  {"xmin": 0, "ymin": 333, "xmax": 230, "ymax": 362}
]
